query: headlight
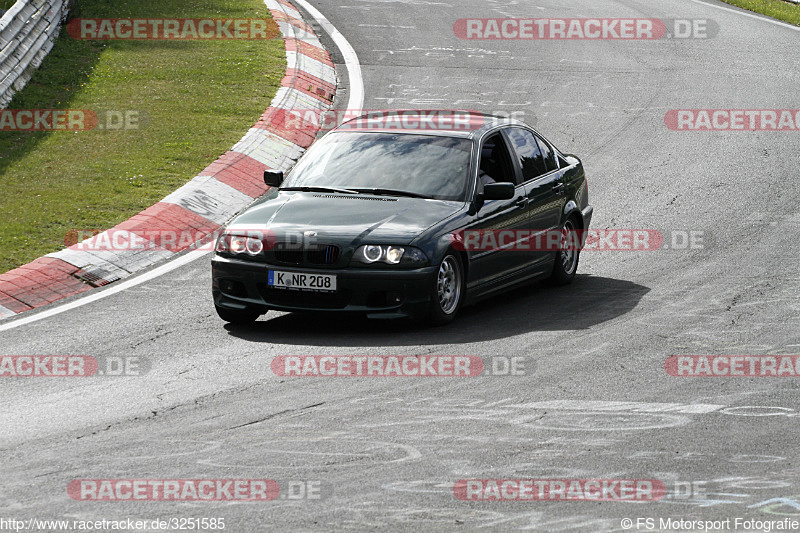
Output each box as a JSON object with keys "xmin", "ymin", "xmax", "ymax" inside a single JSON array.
[
  {"xmin": 352, "ymin": 245, "xmax": 428, "ymax": 267},
  {"xmin": 230, "ymin": 235, "xmax": 247, "ymax": 254},
  {"xmin": 385, "ymin": 246, "xmax": 404, "ymax": 264},
  {"xmin": 215, "ymin": 232, "xmax": 265, "ymax": 256},
  {"xmin": 246, "ymin": 238, "xmax": 264, "ymax": 255},
  {"xmin": 363, "ymin": 244, "xmax": 383, "ymax": 263}
]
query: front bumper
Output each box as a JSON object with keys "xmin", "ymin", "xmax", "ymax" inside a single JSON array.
[{"xmin": 212, "ymin": 255, "xmax": 436, "ymax": 319}]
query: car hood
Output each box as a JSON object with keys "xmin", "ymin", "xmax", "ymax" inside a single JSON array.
[{"xmin": 229, "ymin": 191, "xmax": 463, "ymax": 245}]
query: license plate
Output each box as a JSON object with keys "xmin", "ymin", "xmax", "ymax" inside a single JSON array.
[{"xmin": 268, "ymin": 270, "xmax": 337, "ymax": 292}]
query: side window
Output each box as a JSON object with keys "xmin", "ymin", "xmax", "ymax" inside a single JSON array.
[
  {"xmin": 478, "ymin": 132, "xmax": 517, "ymax": 188},
  {"xmin": 505, "ymin": 127, "xmax": 547, "ymax": 182},
  {"xmin": 536, "ymin": 136, "xmax": 558, "ymax": 172}
]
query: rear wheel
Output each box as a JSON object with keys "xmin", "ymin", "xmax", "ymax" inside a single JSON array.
[
  {"xmin": 427, "ymin": 252, "xmax": 464, "ymax": 325},
  {"xmin": 215, "ymin": 305, "xmax": 262, "ymax": 324},
  {"xmin": 548, "ymin": 218, "xmax": 580, "ymax": 286}
]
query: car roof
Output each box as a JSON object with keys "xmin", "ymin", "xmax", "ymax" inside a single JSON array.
[{"xmin": 332, "ymin": 110, "xmax": 529, "ymax": 140}]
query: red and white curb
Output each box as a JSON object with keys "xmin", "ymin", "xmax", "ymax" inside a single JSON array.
[{"xmin": 0, "ymin": 0, "xmax": 336, "ymax": 320}]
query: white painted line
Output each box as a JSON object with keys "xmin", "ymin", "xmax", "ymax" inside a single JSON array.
[
  {"xmin": 291, "ymin": 0, "xmax": 365, "ymax": 113},
  {"xmin": 0, "ymin": 250, "xmax": 209, "ymax": 332},
  {"xmin": 687, "ymin": 0, "xmax": 800, "ymax": 32},
  {"xmin": 504, "ymin": 400, "xmax": 727, "ymax": 414}
]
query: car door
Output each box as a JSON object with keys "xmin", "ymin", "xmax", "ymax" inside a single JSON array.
[
  {"xmin": 503, "ymin": 126, "xmax": 566, "ymax": 268},
  {"xmin": 465, "ymin": 130, "xmax": 531, "ymax": 292}
]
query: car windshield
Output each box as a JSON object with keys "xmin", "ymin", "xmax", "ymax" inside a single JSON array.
[{"xmin": 283, "ymin": 132, "xmax": 473, "ymax": 201}]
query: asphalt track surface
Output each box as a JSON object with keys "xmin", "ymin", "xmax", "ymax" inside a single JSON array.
[{"xmin": 2, "ymin": 0, "xmax": 800, "ymax": 531}]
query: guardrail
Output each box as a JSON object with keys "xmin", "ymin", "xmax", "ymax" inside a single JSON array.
[{"xmin": 0, "ymin": 0, "xmax": 69, "ymax": 109}]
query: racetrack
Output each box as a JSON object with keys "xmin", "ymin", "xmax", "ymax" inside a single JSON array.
[{"xmin": 2, "ymin": 0, "xmax": 800, "ymax": 530}]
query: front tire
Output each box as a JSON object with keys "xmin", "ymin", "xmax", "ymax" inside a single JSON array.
[
  {"xmin": 215, "ymin": 305, "xmax": 262, "ymax": 324},
  {"xmin": 548, "ymin": 218, "xmax": 580, "ymax": 286},
  {"xmin": 427, "ymin": 252, "xmax": 464, "ymax": 326}
]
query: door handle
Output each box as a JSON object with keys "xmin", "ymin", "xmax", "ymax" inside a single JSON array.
[
  {"xmin": 514, "ymin": 197, "xmax": 528, "ymax": 208},
  {"xmin": 552, "ymin": 183, "xmax": 565, "ymax": 195}
]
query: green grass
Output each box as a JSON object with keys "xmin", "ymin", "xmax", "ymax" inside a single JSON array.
[
  {"xmin": 0, "ymin": 0, "xmax": 16, "ymax": 10},
  {"xmin": 720, "ymin": 0, "xmax": 800, "ymax": 25},
  {"xmin": 0, "ymin": 0, "xmax": 285, "ymax": 273}
]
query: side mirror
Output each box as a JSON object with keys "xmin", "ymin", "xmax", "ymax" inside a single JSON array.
[
  {"xmin": 483, "ymin": 182, "xmax": 515, "ymax": 200},
  {"xmin": 264, "ymin": 170, "xmax": 284, "ymax": 187}
]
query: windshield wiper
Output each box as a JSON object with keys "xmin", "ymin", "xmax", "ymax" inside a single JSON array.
[
  {"xmin": 351, "ymin": 188, "xmax": 433, "ymax": 199},
  {"xmin": 280, "ymin": 186, "xmax": 360, "ymax": 195}
]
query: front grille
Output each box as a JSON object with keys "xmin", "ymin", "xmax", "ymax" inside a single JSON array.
[
  {"xmin": 307, "ymin": 244, "xmax": 340, "ymax": 265},
  {"xmin": 259, "ymin": 285, "xmax": 352, "ymax": 309},
  {"xmin": 271, "ymin": 242, "xmax": 340, "ymax": 267},
  {"xmin": 274, "ymin": 242, "xmax": 303, "ymax": 264}
]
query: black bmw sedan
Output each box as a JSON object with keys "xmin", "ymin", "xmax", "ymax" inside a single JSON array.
[{"xmin": 212, "ymin": 111, "xmax": 592, "ymax": 325}]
